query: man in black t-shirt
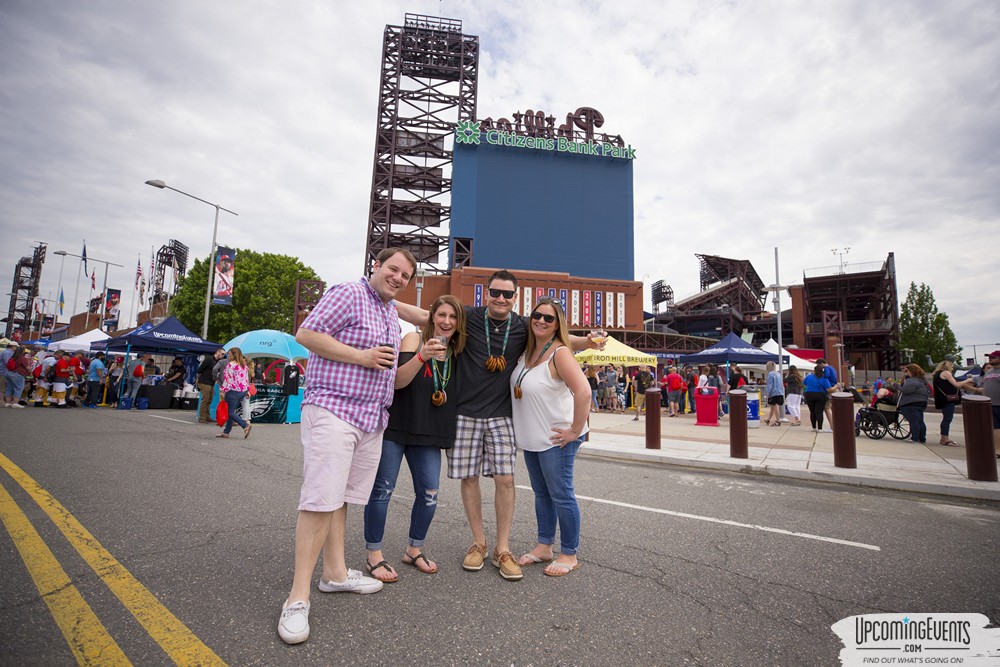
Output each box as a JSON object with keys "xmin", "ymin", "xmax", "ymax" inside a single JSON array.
[{"xmin": 197, "ymin": 348, "xmax": 225, "ymax": 423}]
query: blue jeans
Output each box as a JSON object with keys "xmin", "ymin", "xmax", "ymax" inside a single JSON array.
[
  {"xmin": 4, "ymin": 370, "xmax": 24, "ymax": 399},
  {"xmin": 128, "ymin": 377, "xmax": 142, "ymax": 399},
  {"xmin": 899, "ymin": 405, "xmax": 926, "ymax": 443},
  {"xmin": 522, "ymin": 439, "xmax": 582, "ymax": 555},
  {"xmin": 687, "ymin": 390, "xmax": 696, "ymax": 412},
  {"xmin": 938, "ymin": 401, "xmax": 955, "ymax": 437},
  {"xmin": 590, "ymin": 389, "xmax": 598, "ymax": 411},
  {"xmin": 223, "ymin": 390, "xmax": 248, "ymax": 434},
  {"xmin": 363, "ymin": 440, "xmax": 442, "ymax": 550}
]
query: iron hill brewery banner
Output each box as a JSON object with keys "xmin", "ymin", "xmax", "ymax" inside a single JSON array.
[{"xmin": 212, "ymin": 246, "xmax": 235, "ymax": 306}]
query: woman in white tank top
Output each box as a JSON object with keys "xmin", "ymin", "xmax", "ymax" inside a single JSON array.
[{"xmin": 509, "ymin": 297, "xmax": 591, "ymax": 577}]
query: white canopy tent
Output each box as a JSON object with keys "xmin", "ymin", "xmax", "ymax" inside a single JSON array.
[
  {"xmin": 47, "ymin": 328, "xmax": 111, "ymax": 353},
  {"xmin": 756, "ymin": 338, "xmax": 817, "ymax": 372}
]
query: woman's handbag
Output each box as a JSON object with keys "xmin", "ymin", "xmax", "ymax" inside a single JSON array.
[
  {"xmin": 215, "ymin": 400, "xmax": 229, "ymax": 427},
  {"xmin": 946, "ymin": 391, "xmax": 962, "ymax": 403}
]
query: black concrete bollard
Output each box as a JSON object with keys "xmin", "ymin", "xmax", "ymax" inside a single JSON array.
[
  {"xmin": 644, "ymin": 388, "xmax": 661, "ymax": 449},
  {"xmin": 729, "ymin": 390, "xmax": 748, "ymax": 459},
  {"xmin": 962, "ymin": 395, "xmax": 998, "ymax": 482},
  {"xmin": 831, "ymin": 392, "xmax": 857, "ymax": 469}
]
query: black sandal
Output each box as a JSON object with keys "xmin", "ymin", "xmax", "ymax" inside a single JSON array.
[
  {"xmin": 365, "ymin": 559, "xmax": 398, "ymax": 583},
  {"xmin": 401, "ymin": 551, "xmax": 438, "ymax": 574}
]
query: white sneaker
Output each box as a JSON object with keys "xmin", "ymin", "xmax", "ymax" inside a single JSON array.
[
  {"xmin": 822, "ymin": 428, "xmax": 833, "ymax": 433},
  {"xmin": 278, "ymin": 600, "xmax": 310, "ymax": 644},
  {"xmin": 318, "ymin": 569, "xmax": 383, "ymax": 594},
  {"xmin": 10, "ymin": 403, "xmax": 25, "ymax": 409}
]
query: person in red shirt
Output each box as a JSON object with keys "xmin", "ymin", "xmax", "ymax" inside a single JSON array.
[
  {"xmin": 664, "ymin": 366, "xmax": 685, "ymax": 417},
  {"xmin": 68, "ymin": 351, "xmax": 87, "ymax": 406},
  {"xmin": 51, "ymin": 350, "xmax": 72, "ymax": 407}
]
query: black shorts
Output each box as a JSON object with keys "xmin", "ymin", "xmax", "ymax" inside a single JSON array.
[{"xmin": 767, "ymin": 396, "xmax": 784, "ymax": 406}]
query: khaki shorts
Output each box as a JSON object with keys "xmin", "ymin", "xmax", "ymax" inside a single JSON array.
[{"xmin": 297, "ymin": 404, "xmax": 383, "ymax": 512}]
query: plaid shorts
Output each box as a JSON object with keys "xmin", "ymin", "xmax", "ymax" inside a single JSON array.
[{"xmin": 446, "ymin": 415, "xmax": 517, "ymax": 479}]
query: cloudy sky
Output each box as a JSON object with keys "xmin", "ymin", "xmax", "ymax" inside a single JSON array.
[{"xmin": 2, "ymin": 0, "xmax": 998, "ymax": 360}]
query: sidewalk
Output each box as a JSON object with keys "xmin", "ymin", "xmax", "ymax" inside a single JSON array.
[{"xmin": 581, "ymin": 409, "xmax": 1000, "ymax": 501}]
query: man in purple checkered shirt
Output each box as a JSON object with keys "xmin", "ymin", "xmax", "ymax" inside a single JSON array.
[{"xmin": 278, "ymin": 248, "xmax": 416, "ymax": 645}]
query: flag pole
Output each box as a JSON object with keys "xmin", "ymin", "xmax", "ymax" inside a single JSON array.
[
  {"xmin": 72, "ymin": 238, "xmax": 85, "ymax": 319},
  {"xmin": 128, "ymin": 253, "xmax": 140, "ymax": 330}
]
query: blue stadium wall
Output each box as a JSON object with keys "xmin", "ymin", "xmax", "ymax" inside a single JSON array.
[{"xmin": 450, "ymin": 140, "xmax": 634, "ymax": 281}]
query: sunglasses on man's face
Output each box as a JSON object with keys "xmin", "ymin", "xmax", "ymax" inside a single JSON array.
[
  {"xmin": 488, "ymin": 288, "xmax": 515, "ymax": 299},
  {"xmin": 530, "ymin": 312, "xmax": 556, "ymax": 324}
]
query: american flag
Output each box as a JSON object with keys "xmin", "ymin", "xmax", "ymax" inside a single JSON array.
[
  {"xmin": 91, "ymin": 270, "xmax": 96, "ymax": 291},
  {"xmin": 135, "ymin": 256, "xmax": 143, "ymax": 289}
]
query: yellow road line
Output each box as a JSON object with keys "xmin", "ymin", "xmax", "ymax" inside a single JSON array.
[
  {"xmin": 0, "ymin": 480, "xmax": 131, "ymax": 666},
  {"xmin": 0, "ymin": 453, "xmax": 227, "ymax": 666}
]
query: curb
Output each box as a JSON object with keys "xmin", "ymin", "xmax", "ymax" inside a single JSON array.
[{"xmin": 578, "ymin": 446, "xmax": 1000, "ymax": 502}]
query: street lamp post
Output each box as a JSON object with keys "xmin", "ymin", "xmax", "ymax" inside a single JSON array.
[
  {"xmin": 764, "ymin": 248, "xmax": 788, "ymax": 373},
  {"xmin": 146, "ymin": 180, "xmax": 238, "ymax": 339},
  {"xmin": 834, "ymin": 342, "xmax": 846, "ymax": 384},
  {"xmin": 831, "ymin": 247, "xmax": 850, "ymax": 274}
]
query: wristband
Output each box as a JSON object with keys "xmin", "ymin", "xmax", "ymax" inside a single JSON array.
[{"xmin": 416, "ymin": 353, "xmax": 426, "ymax": 364}]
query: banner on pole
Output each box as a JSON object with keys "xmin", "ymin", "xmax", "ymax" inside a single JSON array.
[
  {"xmin": 212, "ymin": 246, "xmax": 235, "ymax": 305},
  {"xmin": 104, "ymin": 288, "xmax": 121, "ymax": 330}
]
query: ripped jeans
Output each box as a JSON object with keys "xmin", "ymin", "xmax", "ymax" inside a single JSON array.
[{"xmin": 363, "ymin": 440, "xmax": 442, "ymax": 550}]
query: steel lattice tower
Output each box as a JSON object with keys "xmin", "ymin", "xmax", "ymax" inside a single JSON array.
[
  {"xmin": 4, "ymin": 243, "xmax": 46, "ymax": 337},
  {"xmin": 363, "ymin": 13, "xmax": 479, "ymax": 277}
]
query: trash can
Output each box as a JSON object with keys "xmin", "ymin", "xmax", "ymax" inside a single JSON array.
[
  {"xmin": 746, "ymin": 389, "xmax": 761, "ymax": 428},
  {"xmin": 118, "ymin": 395, "xmax": 133, "ymax": 410},
  {"xmin": 136, "ymin": 397, "xmax": 149, "ymax": 410},
  {"xmin": 695, "ymin": 386, "xmax": 720, "ymax": 426}
]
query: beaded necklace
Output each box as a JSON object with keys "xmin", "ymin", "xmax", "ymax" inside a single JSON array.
[
  {"xmin": 513, "ymin": 338, "xmax": 556, "ymax": 399},
  {"xmin": 484, "ymin": 310, "xmax": 511, "ymax": 372}
]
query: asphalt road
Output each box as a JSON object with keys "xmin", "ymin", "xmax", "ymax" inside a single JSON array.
[{"xmin": 1, "ymin": 408, "xmax": 998, "ymax": 666}]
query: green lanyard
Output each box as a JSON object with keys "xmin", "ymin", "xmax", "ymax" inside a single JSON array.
[
  {"xmin": 514, "ymin": 338, "xmax": 555, "ymax": 398},
  {"xmin": 484, "ymin": 311, "xmax": 511, "ymax": 357},
  {"xmin": 432, "ymin": 351, "xmax": 452, "ymax": 393}
]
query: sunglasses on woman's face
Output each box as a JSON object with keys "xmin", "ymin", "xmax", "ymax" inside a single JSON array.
[{"xmin": 530, "ymin": 312, "xmax": 556, "ymax": 324}]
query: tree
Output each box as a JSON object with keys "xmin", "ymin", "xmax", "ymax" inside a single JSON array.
[
  {"xmin": 169, "ymin": 249, "xmax": 322, "ymax": 343},
  {"xmin": 896, "ymin": 281, "xmax": 960, "ymax": 367}
]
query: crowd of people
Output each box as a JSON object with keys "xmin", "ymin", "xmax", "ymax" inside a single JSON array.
[
  {"xmin": 0, "ymin": 342, "xmax": 162, "ymax": 409},
  {"xmin": 0, "ymin": 341, "xmax": 260, "ymax": 441}
]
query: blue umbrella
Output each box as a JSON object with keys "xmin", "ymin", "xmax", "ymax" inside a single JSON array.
[{"xmin": 224, "ymin": 329, "xmax": 308, "ymax": 361}]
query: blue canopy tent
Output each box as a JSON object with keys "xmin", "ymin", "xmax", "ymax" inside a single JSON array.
[
  {"xmin": 96, "ymin": 317, "xmax": 221, "ymax": 354},
  {"xmin": 678, "ymin": 332, "xmax": 783, "ymax": 365},
  {"xmin": 91, "ymin": 317, "xmax": 222, "ymax": 406},
  {"xmin": 678, "ymin": 332, "xmax": 784, "ymax": 420}
]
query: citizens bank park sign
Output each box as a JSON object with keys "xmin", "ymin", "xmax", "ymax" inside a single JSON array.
[
  {"xmin": 455, "ymin": 106, "xmax": 636, "ymax": 160},
  {"xmin": 473, "ymin": 285, "xmax": 627, "ymax": 329}
]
